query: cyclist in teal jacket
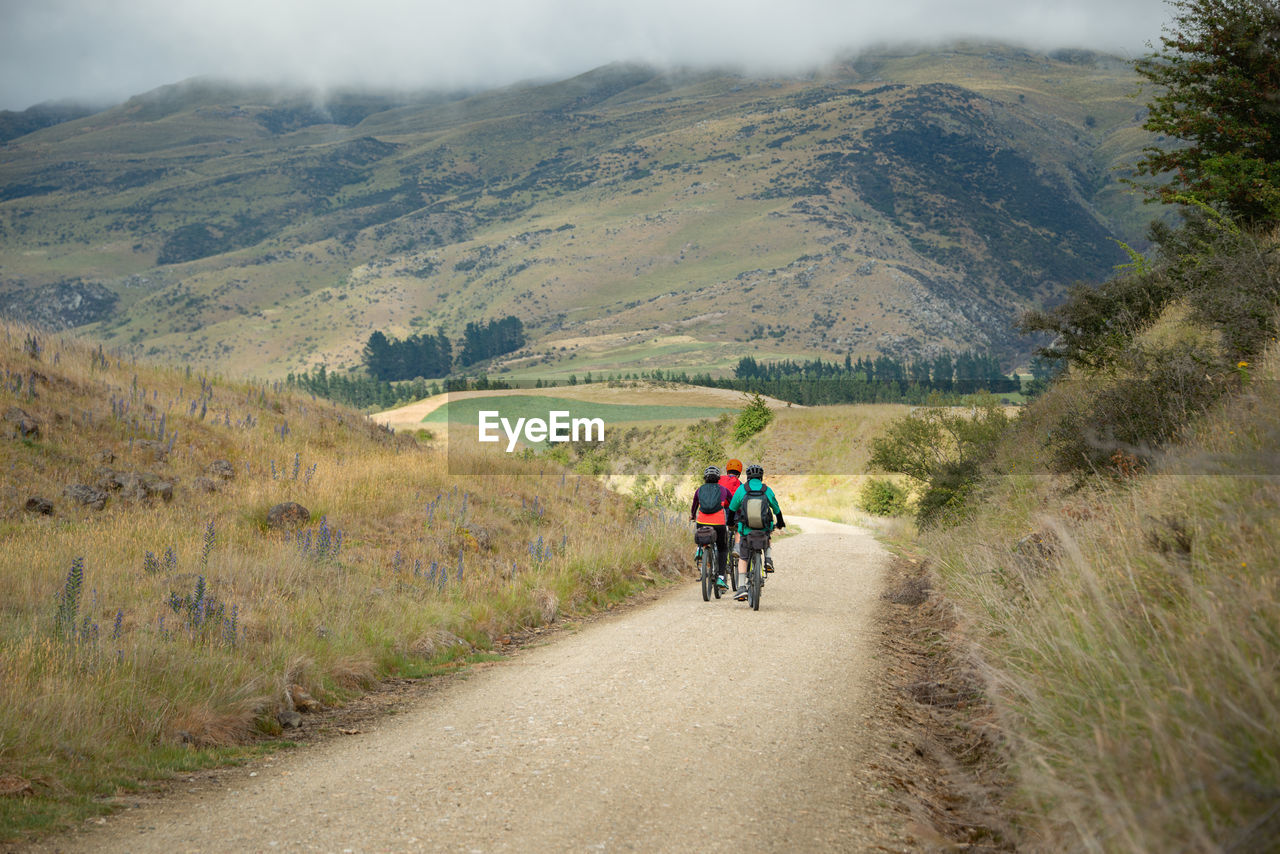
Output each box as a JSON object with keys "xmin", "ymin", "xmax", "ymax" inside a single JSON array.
[{"xmin": 727, "ymin": 463, "xmax": 785, "ymax": 600}]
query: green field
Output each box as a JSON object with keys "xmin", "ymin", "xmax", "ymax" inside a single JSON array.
[{"xmin": 422, "ymin": 394, "xmax": 732, "ymax": 427}]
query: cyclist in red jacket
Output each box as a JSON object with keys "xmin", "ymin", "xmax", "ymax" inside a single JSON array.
[{"xmin": 719, "ymin": 459, "xmax": 744, "ymax": 558}]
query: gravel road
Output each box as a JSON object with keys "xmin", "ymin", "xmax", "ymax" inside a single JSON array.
[{"xmin": 43, "ymin": 516, "xmax": 910, "ymax": 853}]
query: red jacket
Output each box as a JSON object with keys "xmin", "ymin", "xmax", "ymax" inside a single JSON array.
[
  {"xmin": 718, "ymin": 474, "xmax": 742, "ymax": 522},
  {"xmin": 719, "ymin": 473, "xmax": 742, "ymax": 497}
]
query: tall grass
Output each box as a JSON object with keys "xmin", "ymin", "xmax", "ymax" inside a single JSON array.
[
  {"xmin": 920, "ymin": 340, "xmax": 1280, "ymax": 850},
  {"xmin": 0, "ymin": 321, "xmax": 686, "ymax": 840}
]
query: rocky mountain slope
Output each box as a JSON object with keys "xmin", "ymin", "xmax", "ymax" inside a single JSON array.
[{"xmin": 0, "ymin": 43, "xmax": 1154, "ymax": 380}]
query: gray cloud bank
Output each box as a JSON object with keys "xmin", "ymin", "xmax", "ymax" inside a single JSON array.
[{"xmin": 1, "ymin": 0, "xmax": 1170, "ymax": 111}]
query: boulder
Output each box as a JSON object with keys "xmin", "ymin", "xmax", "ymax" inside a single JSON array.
[
  {"xmin": 63, "ymin": 484, "xmax": 107, "ymax": 511},
  {"xmin": 207, "ymin": 459, "xmax": 235, "ymax": 480},
  {"xmin": 95, "ymin": 468, "xmax": 174, "ymax": 503},
  {"xmin": 266, "ymin": 502, "xmax": 310, "ymax": 529},
  {"xmin": 148, "ymin": 479, "xmax": 174, "ymax": 503},
  {"xmin": 4, "ymin": 407, "xmax": 40, "ymax": 440},
  {"xmin": 133, "ymin": 439, "xmax": 168, "ymax": 462},
  {"xmin": 24, "ymin": 497, "xmax": 53, "ymax": 515},
  {"xmin": 192, "ymin": 476, "xmax": 220, "ymax": 493}
]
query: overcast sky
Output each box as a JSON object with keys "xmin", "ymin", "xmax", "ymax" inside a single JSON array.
[{"xmin": 0, "ymin": 0, "xmax": 1171, "ymax": 111}]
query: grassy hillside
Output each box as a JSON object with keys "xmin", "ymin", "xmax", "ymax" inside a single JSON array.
[
  {"xmin": 0, "ymin": 319, "xmax": 686, "ymax": 841},
  {"xmin": 920, "ymin": 343, "xmax": 1280, "ymax": 850},
  {"xmin": 868, "ymin": 221, "xmax": 1280, "ymax": 849},
  {"xmin": 0, "ymin": 44, "xmax": 1156, "ymax": 380}
]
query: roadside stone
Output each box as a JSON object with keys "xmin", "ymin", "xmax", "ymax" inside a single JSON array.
[
  {"xmin": 0, "ymin": 774, "xmax": 34, "ymax": 798},
  {"xmin": 4, "ymin": 407, "xmax": 40, "ymax": 440},
  {"xmin": 277, "ymin": 710, "xmax": 303, "ymax": 729},
  {"xmin": 63, "ymin": 484, "xmax": 107, "ymax": 511},
  {"xmin": 24, "ymin": 497, "xmax": 54, "ymax": 515},
  {"xmin": 290, "ymin": 685, "xmax": 322, "ymax": 713},
  {"xmin": 267, "ymin": 502, "xmax": 310, "ymax": 529}
]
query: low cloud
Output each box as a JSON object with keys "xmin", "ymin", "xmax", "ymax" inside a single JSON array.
[{"xmin": 1, "ymin": 0, "xmax": 1168, "ymax": 110}]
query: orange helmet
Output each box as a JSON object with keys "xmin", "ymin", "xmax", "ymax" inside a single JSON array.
[{"xmin": 725, "ymin": 459, "xmax": 743, "ymax": 475}]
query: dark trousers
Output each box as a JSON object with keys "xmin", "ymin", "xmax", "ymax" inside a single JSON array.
[{"xmin": 708, "ymin": 524, "xmax": 728, "ymax": 577}]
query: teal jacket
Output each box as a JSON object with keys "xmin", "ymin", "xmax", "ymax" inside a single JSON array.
[{"xmin": 728, "ymin": 478, "xmax": 782, "ymax": 534}]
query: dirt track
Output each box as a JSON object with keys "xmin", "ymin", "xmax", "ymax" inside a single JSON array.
[{"xmin": 39, "ymin": 516, "xmax": 915, "ymax": 852}]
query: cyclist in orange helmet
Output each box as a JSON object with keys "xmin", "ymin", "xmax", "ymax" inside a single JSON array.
[{"xmin": 719, "ymin": 460, "xmax": 744, "ymax": 557}]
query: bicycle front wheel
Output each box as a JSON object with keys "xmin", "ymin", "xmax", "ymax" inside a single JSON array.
[
  {"xmin": 728, "ymin": 533, "xmax": 739, "ymax": 590},
  {"xmin": 711, "ymin": 546, "xmax": 723, "ymax": 599}
]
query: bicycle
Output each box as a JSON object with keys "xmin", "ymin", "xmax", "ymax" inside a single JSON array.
[
  {"xmin": 694, "ymin": 525, "xmax": 722, "ymax": 601},
  {"xmin": 740, "ymin": 530, "xmax": 769, "ymax": 611},
  {"xmin": 725, "ymin": 527, "xmax": 739, "ymax": 592}
]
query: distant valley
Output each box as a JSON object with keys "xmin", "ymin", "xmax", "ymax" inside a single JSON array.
[{"xmin": 0, "ymin": 43, "xmax": 1156, "ymax": 381}]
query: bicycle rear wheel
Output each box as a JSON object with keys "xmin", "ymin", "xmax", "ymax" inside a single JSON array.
[
  {"xmin": 748, "ymin": 552, "xmax": 762, "ymax": 611},
  {"xmin": 699, "ymin": 548, "xmax": 712, "ymax": 601}
]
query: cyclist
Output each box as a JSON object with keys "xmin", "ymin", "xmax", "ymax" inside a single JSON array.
[
  {"xmin": 689, "ymin": 465, "xmax": 732, "ymax": 591},
  {"xmin": 728, "ymin": 463, "xmax": 785, "ymax": 601},
  {"xmin": 719, "ymin": 459, "xmax": 744, "ymax": 558}
]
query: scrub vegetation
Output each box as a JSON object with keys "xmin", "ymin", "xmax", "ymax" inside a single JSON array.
[{"xmin": 0, "ymin": 321, "xmax": 686, "ymax": 841}]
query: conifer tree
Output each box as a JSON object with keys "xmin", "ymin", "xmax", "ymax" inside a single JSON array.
[{"xmin": 1134, "ymin": 0, "xmax": 1280, "ymax": 225}]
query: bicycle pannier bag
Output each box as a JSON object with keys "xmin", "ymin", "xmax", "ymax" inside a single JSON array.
[
  {"xmin": 694, "ymin": 525, "xmax": 716, "ymax": 546},
  {"xmin": 744, "ymin": 531, "xmax": 769, "ymax": 551}
]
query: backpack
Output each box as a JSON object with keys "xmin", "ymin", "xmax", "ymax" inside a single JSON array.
[
  {"xmin": 742, "ymin": 482, "xmax": 773, "ymax": 530},
  {"xmin": 696, "ymin": 482, "xmax": 723, "ymax": 515}
]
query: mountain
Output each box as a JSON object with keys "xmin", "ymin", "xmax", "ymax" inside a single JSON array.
[
  {"xmin": 0, "ymin": 43, "xmax": 1156, "ymax": 380},
  {"xmin": 0, "ymin": 100, "xmax": 104, "ymax": 144}
]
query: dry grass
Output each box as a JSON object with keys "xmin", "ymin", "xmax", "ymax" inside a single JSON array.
[
  {"xmin": 0, "ymin": 321, "xmax": 686, "ymax": 841},
  {"xmin": 918, "ymin": 339, "xmax": 1280, "ymax": 851}
]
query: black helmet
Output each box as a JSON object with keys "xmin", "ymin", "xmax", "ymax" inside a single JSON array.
[
  {"xmin": 703, "ymin": 465, "xmax": 721, "ymax": 482},
  {"xmin": 745, "ymin": 463, "xmax": 764, "ymax": 480}
]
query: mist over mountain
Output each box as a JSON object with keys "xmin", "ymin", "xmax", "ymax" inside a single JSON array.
[
  {"xmin": 0, "ymin": 43, "xmax": 1156, "ymax": 380},
  {"xmin": 0, "ymin": 0, "xmax": 1166, "ymax": 111}
]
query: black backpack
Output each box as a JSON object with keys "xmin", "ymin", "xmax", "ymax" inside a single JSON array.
[
  {"xmin": 742, "ymin": 482, "xmax": 773, "ymax": 530},
  {"xmin": 696, "ymin": 482, "xmax": 723, "ymax": 515}
]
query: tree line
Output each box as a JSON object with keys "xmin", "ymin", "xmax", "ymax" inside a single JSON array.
[
  {"xmin": 731, "ymin": 350, "xmax": 1018, "ymax": 394},
  {"xmin": 360, "ymin": 316, "xmax": 525, "ymax": 382},
  {"xmin": 288, "ymin": 346, "xmax": 1023, "ymax": 411},
  {"xmin": 285, "ymin": 367, "xmax": 522, "ymax": 411}
]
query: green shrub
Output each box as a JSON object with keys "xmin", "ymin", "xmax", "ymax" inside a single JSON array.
[
  {"xmin": 867, "ymin": 399, "xmax": 1010, "ymax": 527},
  {"xmin": 677, "ymin": 420, "xmax": 726, "ymax": 472},
  {"xmin": 1043, "ymin": 341, "xmax": 1234, "ymax": 480},
  {"xmin": 732, "ymin": 393, "xmax": 774, "ymax": 443},
  {"xmin": 1153, "ymin": 212, "xmax": 1280, "ymax": 360},
  {"xmin": 859, "ymin": 478, "xmax": 909, "ymax": 516}
]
